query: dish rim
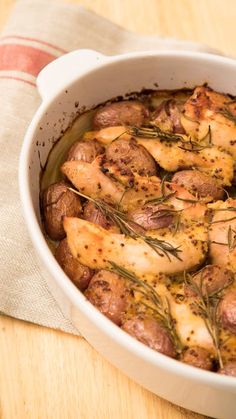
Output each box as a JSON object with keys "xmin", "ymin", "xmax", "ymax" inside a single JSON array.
[{"xmin": 19, "ymin": 49, "xmax": 236, "ymax": 390}]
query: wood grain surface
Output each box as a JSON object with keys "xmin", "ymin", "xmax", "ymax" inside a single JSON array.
[{"xmin": 0, "ymin": 1, "xmax": 236, "ymax": 418}]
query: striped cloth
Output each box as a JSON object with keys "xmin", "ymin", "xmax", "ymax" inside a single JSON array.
[{"xmin": 0, "ymin": 0, "xmax": 216, "ymax": 334}]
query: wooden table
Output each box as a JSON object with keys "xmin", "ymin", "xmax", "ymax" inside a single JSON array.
[{"xmin": 0, "ymin": 1, "xmax": 236, "ymax": 418}]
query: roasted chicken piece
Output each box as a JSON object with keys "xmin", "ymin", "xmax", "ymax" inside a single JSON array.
[
  {"xmin": 63, "ymin": 217, "xmax": 208, "ymax": 277},
  {"xmin": 182, "ymin": 85, "xmax": 236, "ymax": 159},
  {"xmin": 83, "ymin": 126, "xmax": 234, "ymax": 186},
  {"xmin": 61, "ymin": 158, "xmax": 125, "ymax": 205},
  {"xmin": 209, "ymin": 199, "xmax": 236, "ymax": 271},
  {"xmin": 151, "ymin": 99, "xmax": 185, "ymax": 134}
]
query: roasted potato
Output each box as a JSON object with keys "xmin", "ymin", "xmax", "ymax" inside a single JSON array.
[
  {"xmin": 105, "ymin": 138, "xmax": 157, "ymax": 177},
  {"xmin": 55, "ymin": 238, "xmax": 93, "ymax": 291},
  {"xmin": 185, "ymin": 265, "xmax": 234, "ymax": 298},
  {"xmin": 66, "ymin": 140, "xmax": 104, "ymax": 163},
  {"xmin": 128, "ymin": 203, "xmax": 175, "ymax": 230},
  {"xmin": 180, "ymin": 346, "xmax": 213, "ymax": 370},
  {"xmin": 121, "ymin": 316, "xmax": 176, "ymax": 358},
  {"xmin": 172, "ymin": 170, "xmax": 224, "ymax": 201},
  {"xmin": 83, "ymin": 201, "xmax": 119, "ymax": 232},
  {"xmin": 93, "ymin": 100, "xmax": 149, "ymax": 129},
  {"xmin": 219, "ymin": 290, "xmax": 236, "ymax": 334},
  {"xmin": 218, "ymin": 361, "xmax": 236, "ymax": 376},
  {"xmin": 42, "ymin": 181, "xmax": 82, "ymax": 240},
  {"xmin": 85, "ymin": 270, "xmax": 127, "ymax": 325}
]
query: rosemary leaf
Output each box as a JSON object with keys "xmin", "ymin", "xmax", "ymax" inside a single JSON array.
[
  {"xmin": 219, "ymin": 108, "xmax": 236, "ymax": 124},
  {"xmin": 176, "ymin": 197, "xmax": 200, "ymax": 204},
  {"xmin": 210, "ymin": 216, "xmax": 236, "ymax": 225},
  {"xmin": 184, "ymin": 272, "xmax": 228, "ymax": 368},
  {"xmin": 128, "ymin": 125, "xmax": 183, "ymax": 141},
  {"xmin": 145, "ymin": 191, "xmax": 176, "ymax": 204}
]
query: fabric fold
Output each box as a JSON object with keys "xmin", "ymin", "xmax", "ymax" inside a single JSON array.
[{"xmin": 0, "ymin": 0, "xmax": 216, "ymax": 334}]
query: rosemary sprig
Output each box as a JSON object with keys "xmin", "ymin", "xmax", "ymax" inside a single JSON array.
[
  {"xmin": 178, "ymin": 127, "xmax": 212, "ymax": 153},
  {"xmin": 218, "ymin": 108, "xmax": 236, "ymax": 124},
  {"xmin": 184, "ymin": 272, "xmax": 228, "ymax": 368},
  {"xmin": 68, "ymin": 187, "xmax": 182, "ymax": 261},
  {"xmin": 128, "ymin": 125, "xmax": 183, "ymax": 141},
  {"xmin": 129, "ymin": 124, "xmax": 212, "ymax": 153},
  {"xmin": 210, "ymin": 216, "xmax": 236, "ymax": 225},
  {"xmin": 111, "ymin": 130, "xmax": 128, "ymax": 143},
  {"xmin": 178, "ymin": 142, "xmax": 209, "ymax": 152},
  {"xmin": 145, "ymin": 175, "xmax": 176, "ymax": 205},
  {"xmin": 110, "ymin": 262, "xmax": 183, "ymax": 352},
  {"xmin": 145, "ymin": 192, "xmax": 176, "ymax": 205},
  {"xmin": 150, "ymin": 208, "xmax": 181, "ymax": 220},
  {"xmin": 176, "ymin": 196, "xmax": 200, "ymax": 204}
]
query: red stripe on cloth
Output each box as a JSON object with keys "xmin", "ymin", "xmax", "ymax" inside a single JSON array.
[
  {"xmin": 0, "ymin": 74, "xmax": 36, "ymax": 86},
  {"xmin": 0, "ymin": 44, "xmax": 56, "ymax": 77},
  {"xmin": 0, "ymin": 35, "xmax": 67, "ymax": 54}
]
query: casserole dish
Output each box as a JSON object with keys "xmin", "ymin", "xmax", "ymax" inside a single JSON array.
[{"xmin": 19, "ymin": 49, "xmax": 236, "ymax": 418}]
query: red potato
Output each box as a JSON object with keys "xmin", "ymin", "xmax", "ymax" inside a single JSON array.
[
  {"xmin": 106, "ymin": 138, "xmax": 157, "ymax": 177},
  {"xmin": 219, "ymin": 290, "xmax": 236, "ymax": 334},
  {"xmin": 121, "ymin": 316, "xmax": 176, "ymax": 358},
  {"xmin": 185, "ymin": 265, "xmax": 234, "ymax": 298},
  {"xmin": 128, "ymin": 203, "xmax": 175, "ymax": 230},
  {"xmin": 83, "ymin": 201, "xmax": 119, "ymax": 232},
  {"xmin": 42, "ymin": 181, "xmax": 82, "ymax": 241},
  {"xmin": 85, "ymin": 270, "xmax": 127, "ymax": 326},
  {"xmin": 172, "ymin": 170, "xmax": 224, "ymax": 201},
  {"xmin": 93, "ymin": 100, "xmax": 149, "ymax": 129},
  {"xmin": 55, "ymin": 238, "xmax": 93, "ymax": 291},
  {"xmin": 66, "ymin": 140, "xmax": 104, "ymax": 163},
  {"xmin": 180, "ymin": 346, "xmax": 213, "ymax": 371}
]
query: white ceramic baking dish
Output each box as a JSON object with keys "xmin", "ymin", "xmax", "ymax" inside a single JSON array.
[{"xmin": 19, "ymin": 49, "xmax": 236, "ymax": 418}]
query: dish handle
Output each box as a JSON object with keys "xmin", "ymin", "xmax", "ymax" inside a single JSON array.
[{"xmin": 37, "ymin": 49, "xmax": 107, "ymax": 101}]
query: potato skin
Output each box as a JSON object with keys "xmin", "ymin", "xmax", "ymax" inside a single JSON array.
[
  {"xmin": 93, "ymin": 100, "xmax": 149, "ymax": 129},
  {"xmin": 121, "ymin": 316, "xmax": 176, "ymax": 358},
  {"xmin": 218, "ymin": 361, "xmax": 236, "ymax": 376},
  {"xmin": 42, "ymin": 181, "xmax": 82, "ymax": 240},
  {"xmin": 128, "ymin": 203, "xmax": 174, "ymax": 230},
  {"xmin": 180, "ymin": 346, "xmax": 213, "ymax": 370},
  {"xmin": 83, "ymin": 201, "xmax": 115, "ymax": 230},
  {"xmin": 172, "ymin": 170, "xmax": 224, "ymax": 201},
  {"xmin": 85, "ymin": 270, "xmax": 127, "ymax": 326},
  {"xmin": 66, "ymin": 140, "xmax": 104, "ymax": 163},
  {"xmin": 185, "ymin": 265, "xmax": 234, "ymax": 298},
  {"xmin": 55, "ymin": 238, "xmax": 93, "ymax": 291},
  {"xmin": 219, "ymin": 290, "xmax": 236, "ymax": 334},
  {"xmin": 106, "ymin": 138, "xmax": 157, "ymax": 177}
]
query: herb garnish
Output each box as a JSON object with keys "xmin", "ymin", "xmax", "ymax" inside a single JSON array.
[
  {"xmin": 145, "ymin": 175, "xmax": 176, "ymax": 205},
  {"xmin": 218, "ymin": 108, "xmax": 236, "ymax": 124},
  {"xmin": 110, "ymin": 262, "xmax": 183, "ymax": 352},
  {"xmin": 68, "ymin": 187, "xmax": 182, "ymax": 261},
  {"xmin": 129, "ymin": 124, "xmax": 212, "ymax": 153},
  {"xmin": 128, "ymin": 125, "xmax": 183, "ymax": 141},
  {"xmin": 184, "ymin": 271, "xmax": 233, "ymax": 368}
]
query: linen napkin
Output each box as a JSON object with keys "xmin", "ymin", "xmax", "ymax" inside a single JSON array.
[{"xmin": 0, "ymin": 0, "xmax": 218, "ymax": 334}]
